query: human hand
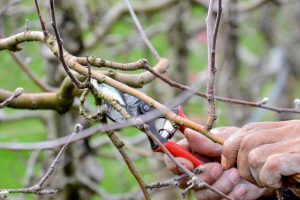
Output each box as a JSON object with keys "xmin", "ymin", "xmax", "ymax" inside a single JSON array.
[
  {"xmin": 165, "ymin": 128, "xmax": 270, "ymax": 200},
  {"xmin": 222, "ymin": 120, "xmax": 300, "ymax": 192}
]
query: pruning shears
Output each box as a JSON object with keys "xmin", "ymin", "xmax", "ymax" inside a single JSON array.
[
  {"xmin": 93, "ymin": 81, "xmax": 204, "ymax": 169},
  {"xmin": 94, "ymin": 82, "xmax": 300, "ymax": 190}
]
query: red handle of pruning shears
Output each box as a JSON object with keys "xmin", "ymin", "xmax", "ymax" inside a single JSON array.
[
  {"xmin": 163, "ymin": 141, "xmax": 204, "ymax": 168},
  {"xmin": 178, "ymin": 106, "xmax": 188, "ymax": 133}
]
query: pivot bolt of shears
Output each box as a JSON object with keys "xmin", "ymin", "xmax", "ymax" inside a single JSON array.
[{"xmin": 143, "ymin": 104, "xmax": 150, "ymax": 111}]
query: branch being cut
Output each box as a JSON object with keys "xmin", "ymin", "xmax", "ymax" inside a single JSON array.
[{"xmin": 91, "ymin": 84, "xmax": 230, "ymax": 199}]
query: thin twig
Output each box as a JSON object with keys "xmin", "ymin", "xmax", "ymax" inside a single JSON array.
[
  {"xmin": 123, "ymin": 0, "xmax": 161, "ymax": 61},
  {"xmin": 49, "ymin": 0, "xmax": 88, "ymax": 89},
  {"xmin": 76, "ymin": 56, "xmax": 148, "ymax": 70},
  {"xmin": 109, "ymin": 132, "xmax": 151, "ymax": 200},
  {"xmin": 79, "ymin": 88, "xmax": 105, "ymax": 122},
  {"xmin": 23, "ymin": 150, "xmax": 40, "ymax": 187},
  {"xmin": 205, "ymin": 0, "xmax": 222, "ymax": 130},
  {"xmin": 0, "ymin": 87, "xmax": 23, "ymax": 109},
  {"xmin": 0, "ymin": 124, "xmax": 80, "ymax": 195},
  {"xmin": 34, "ymin": 0, "xmax": 48, "ymax": 37},
  {"xmin": 10, "ymin": 52, "xmax": 53, "ymax": 92},
  {"xmin": 146, "ymin": 174, "xmax": 188, "ymax": 189},
  {"xmin": 85, "ymin": 0, "xmax": 176, "ymax": 49}
]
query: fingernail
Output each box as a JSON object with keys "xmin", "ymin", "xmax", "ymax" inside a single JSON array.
[
  {"xmin": 221, "ymin": 155, "xmax": 229, "ymax": 169},
  {"xmin": 229, "ymin": 169, "xmax": 240, "ymax": 184},
  {"xmin": 234, "ymin": 184, "xmax": 247, "ymax": 198},
  {"xmin": 210, "ymin": 164, "xmax": 222, "ymax": 179}
]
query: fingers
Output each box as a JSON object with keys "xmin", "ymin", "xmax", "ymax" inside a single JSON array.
[
  {"xmin": 195, "ymin": 168, "xmax": 240, "ymax": 200},
  {"xmin": 259, "ymin": 153, "xmax": 300, "ymax": 188},
  {"xmin": 221, "ymin": 121, "xmax": 300, "ymax": 188},
  {"xmin": 184, "ymin": 127, "xmax": 238, "ymax": 157},
  {"xmin": 165, "ymin": 156, "xmax": 194, "ymax": 175},
  {"xmin": 222, "ymin": 121, "xmax": 298, "ymax": 169},
  {"xmin": 226, "ymin": 184, "xmax": 247, "ymax": 200},
  {"xmin": 184, "ymin": 128, "xmax": 221, "ymax": 157},
  {"xmin": 247, "ymin": 136, "xmax": 300, "ymax": 186},
  {"xmin": 194, "ymin": 167, "xmax": 270, "ymax": 200},
  {"xmin": 236, "ymin": 126, "xmax": 287, "ymax": 184},
  {"xmin": 196, "ymin": 163, "xmax": 223, "ymax": 184},
  {"xmin": 226, "ymin": 180, "xmax": 270, "ymax": 200}
]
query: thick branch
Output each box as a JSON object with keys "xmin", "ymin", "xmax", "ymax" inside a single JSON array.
[
  {"xmin": 0, "ymin": 31, "xmax": 44, "ymax": 51},
  {"xmin": 0, "ymin": 77, "xmax": 76, "ymax": 113},
  {"xmin": 76, "ymin": 57, "xmax": 169, "ymax": 88}
]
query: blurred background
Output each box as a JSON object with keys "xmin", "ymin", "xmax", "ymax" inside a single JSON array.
[{"xmin": 0, "ymin": 0, "xmax": 299, "ymax": 199}]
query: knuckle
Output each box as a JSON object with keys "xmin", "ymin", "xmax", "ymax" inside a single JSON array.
[
  {"xmin": 241, "ymin": 122, "xmax": 260, "ymax": 132},
  {"xmin": 239, "ymin": 134, "xmax": 253, "ymax": 152},
  {"xmin": 259, "ymin": 155, "xmax": 282, "ymax": 188},
  {"xmin": 223, "ymin": 135, "xmax": 239, "ymax": 151},
  {"xmin": 264, "ymin": 155, "xmax": 281, "ymax": 173},
  {"xmin": 248, "ymin": 148, "xmax": 264, "ymax": 168}
]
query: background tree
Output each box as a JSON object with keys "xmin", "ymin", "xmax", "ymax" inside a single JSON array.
[{"xmin": 0, "ymin": 0, "xmax": 299, "ymax": 200}]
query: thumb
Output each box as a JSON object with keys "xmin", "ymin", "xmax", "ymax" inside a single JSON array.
[
  {"xmin": 221, "ymin": 131, "xmax": 246, "ymax": 170},
  {"xmin": 184, "ymin": 128, "xmax": 222, "ymax": 157}
]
